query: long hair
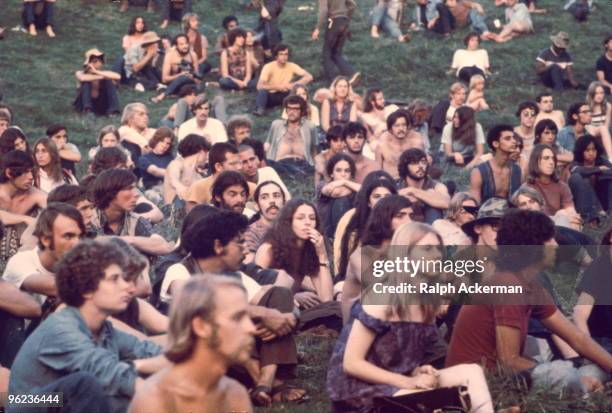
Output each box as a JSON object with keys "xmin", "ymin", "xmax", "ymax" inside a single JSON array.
[
  {"xmin": 33, "ymin": 138, "xmax": 64, "ymax": 184},
  {"xmin": 527, "ymin": 144, "xmax": 559, "ymax": 184},
  {"xmin": 534, "ymin": 119, "xmax": 558, "ymax": 144},
  {"xmin": 451, "ymin": 106, "xmax": 477, "ymax": 146},
  {"xmin": 330, "ymin": 76, "xmax": 353, "ymax": 102},
  {"xmin": 0, "ymin": 127, "xmax": 30, "ymax": 157},
  {"xmin": 97, "ymin": 125, "xmax": 121, "ymax": 146},
  {"xmin": 121, "ymin": 102, "xmax": 147, "ymax": 126},
  {"xmin": 445, "ymin": 192, "xmax": 479, "ymax": 222},
  {"xmin": 586, "ymin": 81, "xmax": 608, "ymax": 111},
  {"xmin": 573, "ymin": 134, "xmax": 606, "ymax": 165},
  {"xmin": 337, "ymin": 171, "xmax": 397, "ymax": 278},
  {"xmin": 263, "ymin": 199, "xmax": 321, "ymax": 281},
  {"xmin": 363, "ymin": 87, "xmax": 383, "ymax": 113},
  {"xmin": 361, "ymin": 195, "xmax": 412, "ymax": 247},
  {"xmin": 127, "ymin": 16, "xmax": 146, "ymax": 35}
]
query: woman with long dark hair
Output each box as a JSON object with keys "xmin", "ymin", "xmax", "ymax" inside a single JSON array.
[
  {"xmin": 334, "ymin": 171, "xmax": 397, "ymax": 281},
  {"xmin": 440, "ymin": 106, "xmax": 484, "ymax": 169},
  {"xmin": 0, "ymin": 127, "xmax": 30, "ymax": 158},
  {"xmin": 33, "ymin": 138, "xmax": 77, "ymax": 193},
  {"xmin": 123, "ymin": 16, "xmax": 147, "ymax": 51},
  {"xmin": 568, "ymin": 135, "xmax": 611, "ymax": 225}
]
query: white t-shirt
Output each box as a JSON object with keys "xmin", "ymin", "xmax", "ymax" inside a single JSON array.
[
  {"xmin": 451, "ymin": 49, "xmax": 490, "ymax": 76},
  {"xmin": 160, "ymin": 262, "xmax": 261, "ymax": 303},
  {"xmin": 37, "ymin": 169, "xmax": 78, "ymax": 194},
  {"xmin": 177, "ymin": 118, "xmax": 228, "ymax": 144},
  {"xmin": 2, "ymin": 248, "xmax": 53, "ymax": 305}
]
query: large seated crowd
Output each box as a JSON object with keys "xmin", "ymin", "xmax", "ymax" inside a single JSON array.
[{"xmin": 0, "ymin": 0, "xmax": 611, "ymax": 412}]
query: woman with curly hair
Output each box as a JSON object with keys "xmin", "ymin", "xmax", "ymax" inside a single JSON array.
[
  {"xmin": 0, "ymin": 127, "xmax": 30, "ymax": 158},
  {"xmin": 440, "ymin": 106, "xmax": 484, "ymax": 169},
  {"xmin": 33, "ymin": 138, "xmax": 77, "ymax": 193},
  {"xmin": 255, "ymin": 199, "xmax": 334, "ymax": 308}
]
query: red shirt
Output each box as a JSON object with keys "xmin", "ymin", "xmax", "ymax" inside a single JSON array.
[{"xmin": 445, "ymin": 271, "xmax": 557, "ymax": 370}]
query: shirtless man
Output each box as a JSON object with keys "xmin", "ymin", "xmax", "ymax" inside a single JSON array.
[
  {"xmin": 470, "ymin": 124, "xmax": 522, "ymax": 203},
  {"xmin": 163, "ymin": 134, "xmax": 209, "ymax": 205},
  {"xmin": 129, "ymin": 276, "xmax": 254, "ymax": 413},
  {"xmin": 535, "ymin": 93, "xmax": 565, "ymax": 129},
  {"xmin": 265, "ymin": 95, "xmax": 318, "ymax": 176},
  {"xmin": 359, "ymin": 88, "xmax": 399, "ymax": 141},
  {"xmin": 151, "ymin": 34, "xmax": 199, "ymax": 104},
  {"xmin": 314, "ymin": 125, "xmax": 345, "ymax": 186},
  {"xmin": 0, "ymin": 151, "xmax": 47, "ymax": 257},
  {"xmin": 375, "ymin": 109, "xmax": 424, "ymax": 179},
  {"xmin": 342, "ymin": 122, "xmax": 378, "ymax": 184}
]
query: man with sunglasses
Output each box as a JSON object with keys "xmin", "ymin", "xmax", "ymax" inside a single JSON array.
[{"xmin": 74, "ymin": 49, "xmax": 121, "ymax": 116}]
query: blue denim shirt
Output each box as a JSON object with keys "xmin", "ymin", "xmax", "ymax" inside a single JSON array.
[
  {"xmin": 557, "ymin": 125, "xmax": 577, "ymax": 153},
  {"xmin": 413, "ymin": 0, "xmax": 441, "ymax": 28},
  {"xmin": 9, "ymin": 306, "xmax": 162, "ymax": 410}
]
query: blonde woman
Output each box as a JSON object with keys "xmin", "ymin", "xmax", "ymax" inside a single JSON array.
[
  {"xmin": 586, "ymin": 81, "xmax": 611, "ymax": 130},
  {"xmin": 321, "ymin": 76, "xmax": 358, "ymax": 132}
]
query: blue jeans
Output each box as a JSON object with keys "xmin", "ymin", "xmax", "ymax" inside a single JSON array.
[
  {"xmin": 219, "ymin": 77, "xmax": 257, "ymax": 91},
  {"xmin": 160, "ymin": 0, "xmax": 192, "ymax": 21},
  {"xmin": 323, "ymin": 17, "xmax": 356, "ymax": 81},
  {"xmin": 255, "ymin": 90, "xmax": 289, "ymax": 110},
  {"xmin": 369, "ymin": 3, "xmax": 402, "ymax": 38},
  {"xmin": 23, "ymin": 1, "xmax": 54, "ymax": 28},
  {"xmin": 468, "ymin": 8, "xmax": 489, "ymax": 34},
  {"xmin": 165, "ymin": 75, "xmax": 195, "ymax": 96},
  {"xmin": 74, "ymin": 80, "xmax": 121, "ymax": 116}
]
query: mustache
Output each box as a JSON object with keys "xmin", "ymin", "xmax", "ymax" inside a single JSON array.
[{"xmin": 265, "ymin": 205, "xmax": 279, "ymax": 213}]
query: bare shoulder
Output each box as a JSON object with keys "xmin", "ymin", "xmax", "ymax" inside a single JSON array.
[
  {"xmin": 221, "ymin": 377, "xmax": 252, "ymax": 412},
  {"xmin": 129, "ymin": 376, "xmax": 169, "ymax": 413}
]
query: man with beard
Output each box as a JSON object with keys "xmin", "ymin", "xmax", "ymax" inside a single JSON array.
[
  {"xmin": 342, "ymin": 122, "xmax": 378, "ymax": 184},
  {"xmin": 238, "ymin": 142, "xmax": 290, "ymax": 200},
  {"xmin": 129, "ymin": 276, "xmax": 255, "ymax": 413},
  {"xmin": 397, "ymin": 148, "xmax": 450, "ymax": 224},
  {"xmin": 177, "ymin": 95, "xmax": 228, "ymax": 144},
  {"xmin": 211, "ymin": 171, "xmax": 254, "ymax": 218},
  {"xmin": 535, "ymin": 93, "xmax": 565, "ymax": 130},
  {"xmin": 375, "ymin": 109, "xmax": 425, "ymax": 179},
  {"xmin": 265, "ymin": 95, "xmax": 318, "ymax": 177},
  {"xmin": 244, "ymin": 181, "xmax": 286, "ymax": 258},
  {"xmin": 358, "ymin": 88, "xmax": 399, "ymax": 139},
  {"xmin": 151, "ymin": 34, "xmax": 200, "ymax": 104},
  {"xmin": 470, "ymin": 124, "xmax": 522, "ymax": 203}
]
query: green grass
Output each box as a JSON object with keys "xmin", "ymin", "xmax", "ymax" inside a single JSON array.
[{"xmin": 1, "ymin": 0, "xmax": 611, "ymax": 411}]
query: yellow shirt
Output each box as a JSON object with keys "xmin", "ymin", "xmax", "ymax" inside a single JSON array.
[{"xmin": 259, "ymin": 61, "xmax": 307, "ymax": 93}]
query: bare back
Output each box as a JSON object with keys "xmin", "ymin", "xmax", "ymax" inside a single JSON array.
[{"xmin": 0, "ymin": 185, "xmax": 45, "ymax": 216}]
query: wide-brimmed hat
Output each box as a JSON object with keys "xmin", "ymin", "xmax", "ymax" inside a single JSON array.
[
  {"xmin": 141, "ymin": 31, "xmax": 161, "ymax": 46},
  {"xmin": 550, "ymin": 32, "xmax": 570, "ymax": 49},
  {"xmin": 83, "ymin": 48, "xmax": 104, "ymax": 65},
  {"xmin": 461, "ymin": 197, "xmax": 510, "ymax": 239}
]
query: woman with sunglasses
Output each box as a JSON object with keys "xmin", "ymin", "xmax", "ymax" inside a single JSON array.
[{"xmin": 432, "ymin": 192, "xmax": 479, "ymax": 247}]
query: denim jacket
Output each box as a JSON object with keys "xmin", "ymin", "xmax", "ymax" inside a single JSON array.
[
  {"xmin": 413, "ymin": 0, "xmax": 441, "ymax": 27},
  {"xmin": 265, "ymin": 119, "xmax": 318, "ymax": 165}
]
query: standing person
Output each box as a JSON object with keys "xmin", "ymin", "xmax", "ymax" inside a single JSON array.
[
  {"xmin": 595, "ymin": 35, "xmax": 612, "ymax": 94},
  {"xmin": 23, "ymin": 0, "xmax": 56, "ymax": 37},
  {"xmin": 311, "ymin": 0, "xmax": 360, "ymax": 83},
  {"xmin": 219, "ymin": 28, "xmax": 256, "ymax": 92},
  {"xmin": 177, "ymin": 95, "xmax": 228, "ymax": 143},
  {"xmin": 321, "ymin": 76, "xmax": 358, "ymax": 132},
  {"xmin": 46, "ymin": 125, "xmax": 82, "ymax": 176},
  {"xmin": 182, "ymin": 13, "xmax": 211, "ymax": 76},
  {"xmin": 254, "ymin": 44, "xmax": 313, "ymax": 116},
  {"xmin": 535, "ymin": 32, "xmax": 578, "ymax": 91},
  {"xmin": 470, "ymin": 124, "xmax": 522, "ymax": 203},
  {"xmin": 33, "ymin": 138, "xmax": 78, "ymax": 194},
  {"xmin": 8, "ymin": 240, "xmax": 166, "ymax": 413},
  {"xmin": 535, "ymin": 93, "xmax": 565, "ymax": 130},
  {"xmin": 328, "ymin": 222, "xmax": 494, "ymax": 413},
  {"xmin": 159, "ymin": 0, "xmax": 192, "ymax": 29},
  {"xmin": 440, "ymin": 106, "xmax": 485, "ymax": 169},
  {"xmin": 74, "ymin": 49, "xmax": 121, "ymax": 116},
  {"xmin": 376, "ymin": 110, "xmax": 425, "ymax": 179},
  {"xmin": 255, "ymin": 0, "xmax": 285, "ymax": 56},
  {"xmin": 128, "ymin": 276, "xmax": 254, "ymax": 413},
  {"xmin": 450, "ymin": 32, "xmax": 490, "ymax": 83}
]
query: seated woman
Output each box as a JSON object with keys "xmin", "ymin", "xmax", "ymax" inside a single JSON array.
[
  {"xmin": 159, "ymin": 0, "xmax": 192, "ymax": 29},
  {"xmin": 429, "ymin": 82, "xmax": 468, "ymax": 136},
  {"xmin": 22, "ymin": 0, "xmax": 56, "ymax": 37},
  {"xmin": 432, "ymin": 192, "xmax": 478, "ymax": 246},
  {"xmin": 317, "ymin": 154, "xmax": 361, "ymax": 239},
  {"xmin": 440, "ymin": 106, "xmax": 484, "ymax": 170},
  {"xmin": 369, "ymin": 0, "xmax": 410, "ymax": 42},
  {"xmin": 327, "ymin": 222, "xmax": 494, "ymax": 413},
  {"xmin": 573, "ymin": 228, "xmax": 612, "ymax": 383},
  {"xmin": 334, "ymin": 171, "xmax": 397, "ymax": 281},
  {"xmin": 450, "ymin": 32, "xmax": 490, "ymax": 83},
  {"xmin": 466, "ymin": 74, "xmax": 489, "ymax": 112},
  {"xmin": 321, "ymin": 76, "xmax": 358, "ymax": 132},
  {"xmin": 33, "ymin": 138, "xmax": 77, "ymax": 193},
  {"xmin": 492, "ymin": 0, "xmax": 533, "ymax": 43},
  {"xmin": 586, "ymin": 81, "xmax": 611, "ymax": 130},
  {"xmin": 88, "ymin": 125, "xmax": 134, "ymax": 168},
  {"xmin": 0, "ymin": 127, "xmax": 31, "ymax": 158},
  {"xmin": 138, "ymin": 127, "xmax": 175, "ymax": 194},
  {"xmin": 219, "ymin": 28, "xmax": 256, "ymax": 92},
  {"xmin": 568, "ymin": 135, "xmax": 611, "ymax": 225},
  {"xmin": 245, "ymin": 30, "xmax": 265, "ymax": 75},
  {"xmin": 122, "ymin": 16, "xmax": 147, "ymax": 52},
  {"xmin": 182, "ymin": 13, "xmax": 211, "ymax": 76},
  {"xmin": 282, "ymin": 84, "xmax": 320, "ymax": 127},
  {"xmin": 526, "ymin": 144, "xmax": 580, "ymax": 223}
]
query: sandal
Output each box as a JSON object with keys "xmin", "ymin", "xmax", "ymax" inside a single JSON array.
[
  {"xmin": 250, "ymin": 385, "xmax": 272, "ymax": 407},
  {"xmin": 272, "ymin": 383, "xmax": 310, "ymax": 404}
]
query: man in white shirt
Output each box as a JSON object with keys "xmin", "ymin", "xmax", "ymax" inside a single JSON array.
[
  {"xmin": 2, "ymin": 203, "xmax": 85, "ymax": 306},
  {"xmin": 238, "ymin": 141, "xmax": 290, "ymax": 200},
  {"xmin": 178, "ymin": 95, "xmax": 228, "ymax": 144}
]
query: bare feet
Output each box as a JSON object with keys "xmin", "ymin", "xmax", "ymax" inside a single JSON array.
[
  {"xmin": 398, "ymin": 34, "xmax": 411, "ymax": 43},
  {"xmin": 160, "ymin": 20, "xmax": 168, "ymax": 29},
  {"xmin": 46, "ymin": 26, "xmax": 55, "ymax": 38},
  {"xmin": 28, "ymin": 24, "xmax": 37, "ymax": 36},
  {"xmin": 119, "ymin": 1, "xmax": 128, "ymax": 12},
  {"xmin": 370, "ymin": 26, "xmax": 380, "ymax": 38}
]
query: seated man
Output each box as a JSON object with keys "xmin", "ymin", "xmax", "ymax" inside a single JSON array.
[
  {"xmin": 177, "ymin": 95, "xmax": 227, "ymax": 144},
  {"xmin": 493, "ymin": 0, "xmax": 533, "ymax": 43},
  {"xmin": 74, "ymin": 49, "xmax": 121, "ymax": 116},
  {"xmin": 370, "ymin": 0, "xmax": 410, "ymax": 42},
  {"xmin": 445, "ymin": 0, "xmax": 492, "ymax": 39},
  {"xmin": 375, "ymin": 109, "xmax": 424, "ymax": 179},
  {"xmin": 535, "ymin": 93, "xmax": 565, "ymax": 130},
  {"xmin": 124, "ymin": 31, "xmax": 164, "ymax": 92},
  {"xmin": 314, "ymin": 126, "xmax": 345, "ymax": 186},
  {"xmin": 159, "ymin": 84, "xmax": 197, "ymax": 131},
  {"xmin": 0, "ymin": 151, "xmax": 47, "ymax": 260},
  {"xmin": 244, "ymin": 181, "xmax": 286, "ymax": 261},
  {"xmin": 90, "ymin": 169, "xmax": 174, "ymax": 257},
  {"xmin": 238, "ymin": 140, "xmax": 290, "ymax": 199},
  {"xmin": 22, "ymin": 0, "xmax": 56, "ymax": 37},
  {"xmin": 343, "ymin": 122, "xmax": 379, "ymax": 184},
  {"xmin": 254, "ymin": 44, "xmax": 313, "ymax": 116},
  {"xmin": 558, "ymin": 102, "xmax": 612, "ymax": 158},
  {"xmin": 150, "ymin": 34, "xmax": 199, "ymax": 104},
  {"xmin": 265, "ymin": 95, "xmax": 318, "ymax": 178},
  {"xmin": 129, "ymin": 276, "xmax": 253, "ymax": 413},
  {"xmin": 137, "ymin": 127, "xmax": 175, "ymax": 192},
  {"xmin": 536, "ymin": 32, "xmax": 578, "ymax": 91},
  {"xmin": 227, "ymin": 115, "xmax": 253, "ymax": 145},
  {"xmin": 446, "ymin": 210, "xmax": 612, "ymax": 392},
  {"xmin": 411, "ymin": 0, "xmax": 455, "ymax": 36},
  {"xmin": 163, "ymin": 134, "xmax": 209, "ymax": 207},
  {"xmin": 210, "ymin": 171, "xmax": 255, "ymax": 217},
  {"xmin": 8, "ymin": 240, "xmax": 167, "ymax": 412},
  {"xmin": 397, "ymin": 148, "xmax": 450, "ymax": 223},
  {"xmin": 595, "ymin": 35, "xmax": 612, "ymax": 93}
]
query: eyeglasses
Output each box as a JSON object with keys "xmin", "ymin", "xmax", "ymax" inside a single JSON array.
[
  {"xmin": 579, "ymin": 109, "xmax": 592, "ymax": 114},
  {"xmin": 522, "ymin": 111, "xmax": 537, "ymax": 117},
  {"xmin": 461, "ymin": 205, "xmax": 479, "ymax": 215}
]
